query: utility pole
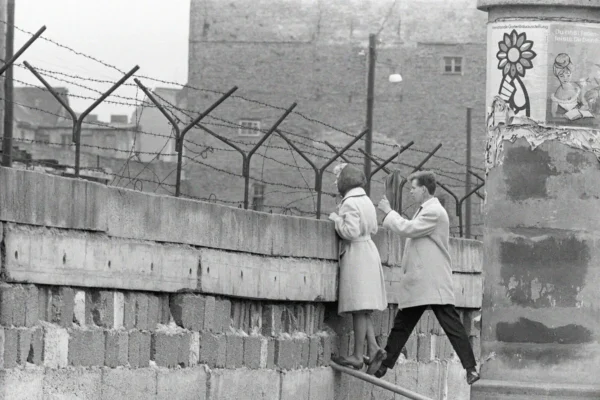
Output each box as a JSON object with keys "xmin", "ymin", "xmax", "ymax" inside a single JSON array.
[
  {"xmin": 2, "ymin": 0, "xmax": 15, "ymax": 167},
  {"xmin": 364, "ymin": 34, "xmax": 376, "ymax": 195},
  {"xmin": 465, "ymin": 107, "xmax": 472, "ymax": 238}
]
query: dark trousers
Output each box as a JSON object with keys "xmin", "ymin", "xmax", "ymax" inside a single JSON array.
[{"xmin": 382, "ymin": 304, "xmax": 476, "ymax": 370}]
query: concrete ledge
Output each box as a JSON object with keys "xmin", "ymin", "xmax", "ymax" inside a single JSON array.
[
  {"xmin": 105, "ymin": 186, "xmax": 338, "ymax": 259},
  {"xmin": 208, "ymin": 368, "xmax": 280, "ymax": 400},
  {"xmin": 0, "ymin": 167, "xmax": 107, "ymax": 232},
  {"xmin": 384, "ymin": 267, "xmax": 483, "ymax": 308},
  {"xmin": 198, "ymin": 248, "xmax": 338, "ymax": 301},
  {"xmin": 472, "ymin": 379, "xmax": 600, "ymax": 399},
  {"xmin": 2, "ymin": 224, "xmax": 199, "ymax": 292}
]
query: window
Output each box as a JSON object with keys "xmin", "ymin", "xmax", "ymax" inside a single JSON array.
[
  {"xmin": 251, "ymin": 183, "xmax": 265, "ymax": 211},
  {"xmin": 443, "ymin": 57, "xmax": 463, "ymax": 74},
  {"xmin": 61, "ymin": 134, "xmax": 72, "ymax": 147},
  {"xmin": 238, "ymin": 120, "xmax": 261, "ymax": 137},
  {"xmin": 37, "ymin": 132, "xmax": 50, "ymax": 144}
]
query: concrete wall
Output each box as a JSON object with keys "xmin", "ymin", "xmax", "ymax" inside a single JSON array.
[{"xmin": 0, "ymin": 167, "xmax": 483, "ymax": 399}]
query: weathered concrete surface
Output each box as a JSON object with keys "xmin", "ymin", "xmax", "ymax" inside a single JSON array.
[
  {"xmin": 481, "ymin": 140, "xmax": 600, "ymax": 387},
  {"xmin": 43, "ymin": 368, "xmax": 102, "ymax": 399},
  {"xmin": 472, "ymin": 379, "xmax": 600, "ymax": 399},
  {"xmin": 2, "ymin": 224, "xmax": 199, "ymax": 292},
  {"xmin": 106, "ymin": 186, "xmax": 338, "ymax": 259},
  {"xmin": 198, "ymin": 248, "xmax": 338, "ymax": 301},
  {"xmin": 0, "ymin": 368, "xmax": 44, "ymax": 400},
  {"xmin": 308, "ymin": 368, "xmax": 335, "ymax": 400},
  {"xmin": 156, "ymin": 367, "xmax": 208, "ymax": 400},
  {"xmin": 0, "ymin": 167, "xmax": 107, "ymax": 232},
  {"xmin": 208, "ymin": 369, "xmax": 280, "ymax": 400},
  {"xmin": 280, "ymin": 369, "xmax": 311, "ymax": 400},
  {"xmin": 101, "ymin": 368, "xmax": 157, "ymax": 400}
]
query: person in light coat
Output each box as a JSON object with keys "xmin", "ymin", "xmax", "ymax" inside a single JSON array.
[
  {"xmin": 367, "ymin": 171, "xmax": 480, "ymax": 385},
  {"xmin": 328, "ymin": 163, "xmax": 388, "ymax": 370}
]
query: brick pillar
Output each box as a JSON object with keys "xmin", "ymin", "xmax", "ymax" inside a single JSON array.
[{"xmin": 474, "ymin": 1, "xmax": 600, "ymax": 398}]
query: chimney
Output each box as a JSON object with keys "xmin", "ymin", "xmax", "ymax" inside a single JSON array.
[{"xmin": 110, "ymin": 115, "xmax": 128, "ymax": 124}]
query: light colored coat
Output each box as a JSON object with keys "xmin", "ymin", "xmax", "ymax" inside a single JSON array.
[
  {"xmin": 382, "ymin": 197, "xmax": 455, "ymax": 309},
  {"xmin": 333, "ymin": 188, "xmax": 388, "ymax": 314}
]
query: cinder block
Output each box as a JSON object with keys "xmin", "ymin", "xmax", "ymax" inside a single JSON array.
[
  {"xmin": 208, "ymin": 369, "xmax": 280, "ymax": 400},
  {"xmin": 0, "ymin": 368, "xmax": 44, "ymax": 400},
  {"xmin": 305, "ymin": 304, "xmax": 314, "ymax": 335},
  {"xmin": 47, "ymin": 287, "xmax": 75, "ymax": 328},
  {"xmin": 275, "ymin": 338, "xmax": 296, "ymax": 370},
  {"xmin": 73, "ymin": 290, "xmax": 86, "ymax": 326},
  {"xmin": 371, "ymin": 310, "xmax": 383, "ymax": 336},
  {"xmin": 199, "ymin": 332, "xmax": 226, "ymax": 368},
  {"xmin": 28, "ymin": 328, "xmax": 43, "ymax": 365},
  {"xmin": 231, "ymin": 301, "xmax": 251, "ymax": 332},
  {"xmin": 215, "ymin": 297, "xmax": 231, "ymax": 333},
  {"xmin": 85, "ymin": 290, "xmax": 119, "ymax": 328},
  {"xmin": 43, "ymin": 325, "xmax": 69, "ymax": 368},
  {"xmin": 170, "ymin": 294, "xmax": 205, "ymax": 331},
  {"xmin": 249, "ymin": 302, "xmax": 262, "ymax": 334},
  {"xmin": 404, "ymin": 333, "xmax": 418, "ymax": 360},
  {"xmin": 429, "ymin": 311, "xmax": 443, "ymax": 335},
  {"xmin": 417, "ymin": 310, "xmax": 431, "ymax": 334},
  {"xmin": 470, "ymin": 335, "xmax": 481, "ymax": 361},
  {"xmin": 262, "ymin": 304, "xmax": 283, "ymax": 336},
  {"xmin": 43, "ymin": 368, "xmax": 102, "ymax": 400},
  {"xmin": 129, "ymin": 330, "xmax": 151, "ymax": 368},
  {"xmin": 318, "ymin": 335, "xmax": 332, "ymax": 366},
  {"xmin": 68, "ymin": 328, "xmax": 105, "ymax": 367},
  {"xmin": 158, "ymin": 294, "xmax": 171, "ymax": 325},
  {"xmin": 101, "ymin": 368, "xmax": 157, "ymax": 400},
  {"xmin": 105, "ymin": 331, "xmax": 129, "ymax": 367},
  {"xmin": 308, "ymin": 368, "xmax": 335, "ymax": 400},
  {"xmin": 151, "ymin": 332, "xmax": 179, "ymax": 368},
  {"xmin": 225, "ymin": 333, "xmax": 244, "ymax": 368},
  {"xmin": 3, "ymin": 328, "xmax": 18, "ymax": 368},
  {"xmin": 135, "ymin": 293, "xmax": 149, "ymax": 330},
  {"xmin": 0, "ymin": 284, "xmax": 14, "ymax": 326},
  {"xmin": 113, "ymin": 292, "xmax": 125, "ymax": 329},
  {"xmin": 435, "ymin": 334, "xmax": 455, "ymax": 360},
  {"xmin": 417, "ymin": 333, "xmax": 433, "ymax": 362},
  {"xmin": 266, "ymin": 338, "xmax": 275, "ymax": 369},
  {"xmin": 377, "ymin": 334, "xmax": 389, "ymax": 350},
  {"xmin": 338, "ymin": 333, "xmax": 351, "ymax": 357},
  {"xmin": 243, "ymin": 335, "xmax": 262, "ymax": 369},
  {"xmin": 299, "ymin": 337, "xmax": 310, "ymax": 368},
  {"xmin": 156, "ymin": 368, "xmax": 208, "ymax": 400},
  {"xmin": 23, "ymin": 285, "xmax": 39, "ymax": 328},
  {"xmin": 15, "ymin": 329, "xmax": 31, "ymax": 366},
  {"xmin": 295, "ymin": 305, "xmax": 306, "ymax": 334},
  {"xmin": 189, "ymin": 332, "xmax": 200, "ymax": 366},
  {"xmin": 178, "ymin": 332, "xmax": 192, "ymax": 367},
  {"xmin": 123, "ymin": 293, "xmax": 137, "ymax": 330},
  {"xmin": 463, "ymin": 309, "xmax": 481, "ymax": 338},
  {"xmin": 11, "ymin": 286, "xmax": 27, "ymax": 327},
  {"xmin": 281, "ymin": 370, "xmax": 310, "ymax": 400},
  {"xmin": 147, "ymin": 294, "xmax": 160, "ymax": 331},
  {"xmin": 203, "ymin": 296, "xmax": 216, "ymax": 332},
  {"xmin": 281, "ymin": 305, "xmax": 298, "ymax": 333},
  {"xmin": 308, "ymin": 336, "xmax": 319, "ymax": 368}
]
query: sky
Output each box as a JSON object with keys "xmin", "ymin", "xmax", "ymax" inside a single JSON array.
[{"xmin": 13, "ymin": 0, "xmax": 190, "ymax": 122}]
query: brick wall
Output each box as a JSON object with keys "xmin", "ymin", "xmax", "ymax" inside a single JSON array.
[{"xmin": 0, "ymin": 167, "xmax": 483, "ymax": 399}]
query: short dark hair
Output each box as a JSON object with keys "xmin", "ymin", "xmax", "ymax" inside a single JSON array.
[
  {"xmin": 337, "ymin": 164, "xmax": 367, "ymax": 196},
  {"xmin": 408, "ymin": 170, "xmax": 436, "ymax": 195}
]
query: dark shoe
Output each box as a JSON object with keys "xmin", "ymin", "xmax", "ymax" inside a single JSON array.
[
  {"xmin": 466, "ymin": 368, "xmax": 480, "ymax": 385},
  {"xmin": 374, "ymin": 364, "xmax": 388, "ymax": 378},
  {"xmin": 363, "ymin": 348, "xmax": 386, "ymax": 366},
  {"xmin": 331, "ymin": 354, "xmax": 364, "ymax": 370}
]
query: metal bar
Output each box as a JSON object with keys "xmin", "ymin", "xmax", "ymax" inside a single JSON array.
[
  {"xmin": 368, "ymin": 141, "xmax": 415, "ymax": 179},
  {"xmin": 468, "ymin": 170, "xmax": 485, "ymax": 200},
  {"xmin": 364, "ymin": 33, "xmax": 376, "ymax": 196},
  {"xmin": 74, "ymin": 66, "xmax": 139, "ymax": 176},
  {"xmin": 316, "ymin": 129, "xmax": 369, "ymax": 219},
  {"xmin": 244, "ymin": 102, "xmax": 297, "ymax": 209},
  {"xmin": 330, "ymin": 362, "xmax": 433, "ymax": 400},
  {"xmin": 2, "ymin": 0, "xmax": 16, "ymax": 167},
  {"xmin": 398, "ymin": 143, "xmax": 443, "ymax": 212},
  {"xmin": 180, "ymin": 86, "xmax": 238, "ymax": 141},
  {"xmin": 195, "ymin": 123, "xmax": 248, "ymax": 207},
  {"xmin": 324, "ymin": 141, "xmax": 351, "ymax": 163},
  {"xmin": 458, "ymin": 181, "xmax": 485, "ymax": 237},
  {"xmin": 275, "ymin": 129, "xmax": 320, "ymax": 215},
  {"xmin": 465, "ymin": 107, "xmax": 472, "ymax": 238},
  {"xmin": 0, "ymin": 25, "xmax": 46, "ymax": 76},
  {"xmin": 436, "ymin": 181, "xmax": 460, "ymax": 233}
]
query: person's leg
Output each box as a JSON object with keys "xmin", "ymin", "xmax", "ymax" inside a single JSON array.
[
  {"xmin": 431, "ymin": 304, "xmax": 479, "ymax": 384},
  {"xmin": 365, "ymin": 312, "xmax": 380, "ymax": 358},
  {"xmin": 366, "ymin": 305, "xmax": 426, "ymax": 376},
  {"xmin": 351, "ymin": 311, "xmax": 368, "ymax": 362}
]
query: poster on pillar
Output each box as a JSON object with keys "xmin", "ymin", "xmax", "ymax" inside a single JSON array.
[{"xmin": 486, "ymin": 22, "xmax": 600, "ymax": 130}]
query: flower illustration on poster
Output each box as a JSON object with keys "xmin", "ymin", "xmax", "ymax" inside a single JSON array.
[{"xmin": 496, "ymin": 30, "xmax": 537, "ymax": 117}]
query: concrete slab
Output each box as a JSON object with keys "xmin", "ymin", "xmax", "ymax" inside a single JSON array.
[
  {"xmin": 450, "ymin": 239, "xmax": 483, "ymax": 273},
  {"xmin": 43, "ymin": 368, "xmax": 102, "ymax": 400},
  {"xmin": 156, "ymin": 367, "xmax": 208, "ymax": 400},
  {"xmin": 100, "ymin": 368, "xmax": 157, "ymax": 400},
  {"xmin": 280, "ymin": 369, "xmax": 310, "ymax": 400},
  {"xmin": 106, "ymin": 187, "xmax": 338, "ymax": 259},
  {"xmin": 0, "ymin": 167, "xmax": 107, "ymax": 231},
  {"xmin": 308, "ymin": 368, "xmax": 335, "ymax": 400},
  {"xmin": 384, "ymin": 267, "xmax": 483, "ymax": 308},
  {"xmin": 198, "ymin": 248, "xmax": 337, "ymax": 301},
  {"xmin": 3, "ymin": 224, "xmax": 198, "ymax": 292},
  {"xmin": 0, "ymin": 368, "xmax": 44, "ymax": 400},
  {"xmin": 208, "ymin": 369, "xmax": 280, "ymax": 400}
]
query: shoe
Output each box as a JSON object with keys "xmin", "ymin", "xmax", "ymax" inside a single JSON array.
[
  {"xmin": 331, "ymin": 354, "xmax": 364, "ymax": 370},
  {"xmin": 466, "ymin": 368, "xmax": 480, "ymax": 385},
  {"xmin": 374, "ymin": 364, "xmax": 388, "ymax": 378}
]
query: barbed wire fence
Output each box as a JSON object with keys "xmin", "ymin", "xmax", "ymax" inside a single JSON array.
[{"xmin": 0, "ymin": 21, "xmax": 485, "ymax": 237}]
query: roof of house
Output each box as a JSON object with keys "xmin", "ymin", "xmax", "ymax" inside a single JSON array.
[{"xmin": 14, "ymin": 86, "xmax": 71, "ymax": 128}]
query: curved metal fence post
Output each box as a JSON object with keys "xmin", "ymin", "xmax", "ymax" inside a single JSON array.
[
  {"xmin": 316, "ymin": 129, "xmax": 369, "ymax": 219},
  {"xmin": 398, "ymin": 143, "xmax": 443, "ymax": 212},
  {"xmin": 0, "ymin": 26, "xmax": 46, "ymax": 76}
]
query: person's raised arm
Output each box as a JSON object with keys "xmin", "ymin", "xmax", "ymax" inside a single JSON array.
[{"xmin": 382, "ymin": 208, "xmax": 438, "ymax": 238}]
